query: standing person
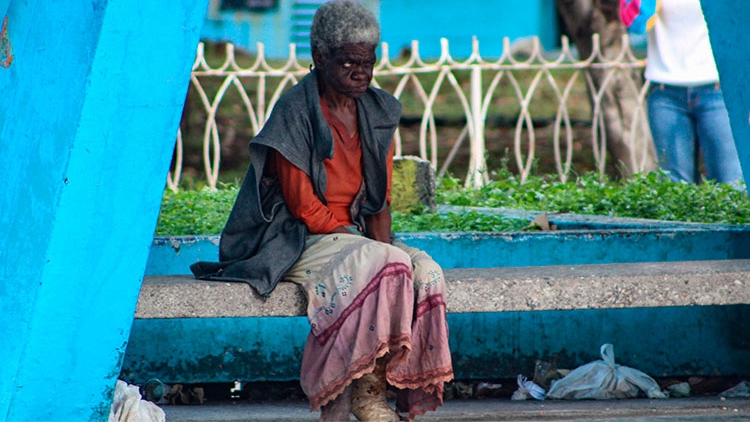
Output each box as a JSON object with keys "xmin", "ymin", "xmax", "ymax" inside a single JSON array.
[
  {"xmin": 620, "ymin": 0, "xmax": 744, "ymax": 187},
  {"xmin": 190, "ymin": 1, "xmax": 453, "ymax": 421}
]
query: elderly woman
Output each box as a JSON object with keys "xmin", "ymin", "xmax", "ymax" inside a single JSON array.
[{"xmin": 191, "ymin": 1, "xmax": 453, "ymax": 421}]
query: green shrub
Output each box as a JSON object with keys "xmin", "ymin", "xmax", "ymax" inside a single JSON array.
[
  {"xmin": 437, "ymin": 170, "xmax": 750, "ymax": 225},
  {"xmin": 156, "ymin": 186, "xmax": 238, "ymax": 236},
  {"xmin": 156, "ymin": 171, "xmax": 750, "ymax": 236}
]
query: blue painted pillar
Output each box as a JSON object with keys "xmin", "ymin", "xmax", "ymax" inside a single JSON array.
[
  {"xmin": 0, "ymin": 0, "xmax": 207, "ymax": 420},
  {"xmin": 701, "ymin": 1, "xmax": 750, "ymax": 185}
]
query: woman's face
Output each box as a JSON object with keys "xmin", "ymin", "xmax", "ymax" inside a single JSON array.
[{"xmin": 316, "ymin": 43, "xmax": 376, "ymax": 99}]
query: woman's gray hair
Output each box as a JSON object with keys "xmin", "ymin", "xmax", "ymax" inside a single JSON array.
[{"xmin": 310, "ymin": 0, "xmax": 380, "ymax": 56}]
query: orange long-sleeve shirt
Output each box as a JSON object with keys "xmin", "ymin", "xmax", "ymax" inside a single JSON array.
[{"xmin": 270, "ymin": 100, "xmax": 393, "ymax": 234}]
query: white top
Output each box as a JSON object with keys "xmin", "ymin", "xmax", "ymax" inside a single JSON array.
[{"xmin": 645, "ymin": 0, "xmax": 719, "ymax": 85}]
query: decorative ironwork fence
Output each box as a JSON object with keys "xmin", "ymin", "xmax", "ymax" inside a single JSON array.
[{"xmin": 170, "ymin": 35, "xmax": 650, "ymax": 192}]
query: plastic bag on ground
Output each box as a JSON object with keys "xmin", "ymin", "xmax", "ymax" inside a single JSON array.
[
  {"xmin": 666, "ymin": 382, "xmax": 691, "ymax": 398},
  {"xmin": 109, "ymin": 380, "xmax": 166, "ymax": 422},
  {"xmin": 475, "ymin": 381, "xmax": 504, "ymax": 399},
  {"xmin": 511, "ymin": 375, "xmax": 547, "ymax": 401},
  {"xmin": 719, "ymin": 381, "xmax": 750, "ymax": 398},
  {"xmin": 546, "ymin": 344, "xmax": 667, "ymax": 400}
]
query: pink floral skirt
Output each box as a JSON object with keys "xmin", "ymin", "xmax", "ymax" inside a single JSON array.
[{"xmin": 283, "ymin": 233, "xmax": 453, "ymax": 421}]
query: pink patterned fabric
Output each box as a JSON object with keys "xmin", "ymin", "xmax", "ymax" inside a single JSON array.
[{"xmin": 285, "ymin": 233, "xmax": 453, "ymax": 421}]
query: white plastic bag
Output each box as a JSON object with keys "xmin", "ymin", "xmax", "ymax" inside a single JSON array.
[
  {"xmin": 511, "ymin": 375, "xmax": 547, "ymax": 400},
  {"xmin": 109, "ymin": 380, "xmax": 166, "ymax": 422},
  {"xmin": 546, "ymin": 344, "xmax": 667, "ymax": 400},
  {"xmin": 719, "ymin": 381, "xmax": 750, "ymax": 398}
]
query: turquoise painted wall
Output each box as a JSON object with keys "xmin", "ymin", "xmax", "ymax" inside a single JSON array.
[
  {"xmin": 701, "ymin": 2, "xmax": 750, "ymax": 186},
  {"xmin": 143, "ymin": 224, "xmax": 750, "ymax": 277},
  {"xmin": 122, "ymin": 305, "xmax": 750, "ymax": 384},
  {"xmin": 201, "ymin": 0, "xmax": 297, "ymax": 58},
  {"xmin": 200, "ymin": 0, "xmax": 379, "ymax": 58},
  {"xmin": 199, "ymin": 0, "xmax": 560, "ymax": 58},
  {"xmin": 380, "ymin": 0, "xmax": 560, "ymax": 58},
  {"xmin": 128, "ymin": 228, "xmax": 750, "ymax": 384},
  {"xmin": 0, "ymin": 0, "xmax": 207, "ymax": 420}
]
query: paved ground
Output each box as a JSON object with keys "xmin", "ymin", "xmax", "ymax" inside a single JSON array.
[{"xmin": 162, "ymin": 396, "xmax": 750, "ymax": 422}]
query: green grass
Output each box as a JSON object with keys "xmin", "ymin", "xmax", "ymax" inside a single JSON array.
[
  {"xmin": 391, "ymin": 209, "xmax": 529, "ymax": 233},
  {"xmin": 157, "ymin": 187, "xmax": 238, "ymax": 236},
  {"xmin": 437, "ymin": 169, "xmax": 750, "ymax": 224},
  {"xmin": 155, "ymin": 171, "xmax": 750, "ymax": 236}
]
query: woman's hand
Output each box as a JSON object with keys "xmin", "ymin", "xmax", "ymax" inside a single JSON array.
[
  {"xmin": 365, "ymin": 206, "xmax": 392, "ymax": 244},
  {"xmin": 329, "ymin": 226, "xmax": 352, "ymax": 235}
]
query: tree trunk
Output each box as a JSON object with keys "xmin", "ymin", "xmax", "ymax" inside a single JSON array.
[{"xmin": 556, "ymin": 0, "xmax": 657, "ymax": 177}]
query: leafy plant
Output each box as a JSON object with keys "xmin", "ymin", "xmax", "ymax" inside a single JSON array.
[
  {"xmin": 392, "ymin": 209, "xmax": 528, "ymax": 233},
  {"xmin": 437, "ymin": 169, "xmax": 750, "ymax": 225},
  {"xmin": 156, "ymin": 186, "xmax": 238, "ymax": 236},
  {"xmin": 155, "ymin": 171, "xmax": 750, "ymax": 236}
]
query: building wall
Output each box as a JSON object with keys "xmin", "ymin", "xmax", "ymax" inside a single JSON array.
[
  {"xmin": 380, "ymin": 0, "xmax": 560, "ymax": 58},
  {"xmin": 200, "ymin": 0, "xmax": 560, "ymax": 59},
  {"xmin": 201, "ymin": 0, "xmax": 299, "ymax": 58}
]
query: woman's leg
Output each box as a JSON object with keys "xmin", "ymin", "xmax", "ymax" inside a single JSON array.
[
  {"xmin": 647, "ymin": 84, "xmax": 699, "ymax": 183},
  {"xmin": 692, "ymin": 84, "xmax": 744, "ymax": 187},
  {"xmin": 320, "ymin": 385, "xmax": 352, "ymax": 422},
  {"xmin": 284, "ymin": 233, "xmax": 414, "ymax": 421},
  {"xmin": 350, "ymin": 356, "xmax": 400, "ymax": 422},
  {"xmin": 391, "ymin": 240, "xmax": 453, "ymax": 421}
]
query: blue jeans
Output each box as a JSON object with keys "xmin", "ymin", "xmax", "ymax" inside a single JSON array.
[{"xmin": 647, "ymin": 83, "xmax": 743, "ymax": 185}]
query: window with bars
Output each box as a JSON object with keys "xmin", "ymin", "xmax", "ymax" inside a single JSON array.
[
  {"xmin": 220, "ymin": 0, "xmax": 279, "ymax": 12},
  {"xmin": 291, "ymin": 0, "xmax": 328, "ymax": 56}
]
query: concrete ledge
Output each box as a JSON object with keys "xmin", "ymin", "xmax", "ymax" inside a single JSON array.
[
  {"xmin": 136, "ymin": 276, "xmax": 307, "ymax": 318},
  {"xmin": 448, "ymin": 260, "xmax": 750, "ymax": 313},
  {"xmin": 136, "ymin": 260, "xmax": 750, "ymax": 318}
]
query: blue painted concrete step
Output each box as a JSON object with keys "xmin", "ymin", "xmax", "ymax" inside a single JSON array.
[{"xmin": 123, "ymin": 260, "xmax": 750, "ymax": 384}]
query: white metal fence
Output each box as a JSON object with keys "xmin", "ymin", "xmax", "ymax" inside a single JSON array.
[{"xmin": 169, "ymin": 35, "xmax": 650, "ymax": 192}]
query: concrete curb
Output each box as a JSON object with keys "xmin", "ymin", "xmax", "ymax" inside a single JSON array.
[
  {"xmin": 161, "ymin": 396, "xmax": 750, "ymax": 422},
  {"xmin": 137, "ymin": 260, "xmax": 750, "ymax": 318}
]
